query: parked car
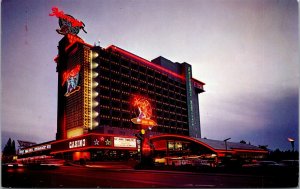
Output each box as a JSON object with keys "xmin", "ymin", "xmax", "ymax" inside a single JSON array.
[
  {"xmin": 2, "ymin": 162, "xmax": 24, "ymax": 168},
  {"xmin": 242, "ymin": 161, "xmax": 282, "ymax": 168},
  {"xmin": 258, "ymin": 161, "xmax": 282, "ymax": 167},
  {"xmin": 279, "ymin": 160, "xmax": 299, "ymax": 168},
  {"xmin": 242, "ymin": 163, "xmax": 260, "ymax": 168},
  {"xmin": 192, "ymin": 159, "xmax": 211, "ymax": 167}
]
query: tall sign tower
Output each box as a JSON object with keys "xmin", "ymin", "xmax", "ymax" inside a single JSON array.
[{"xmin": 50, "ymin": 7, "xmax": 98, "ymax": 140}]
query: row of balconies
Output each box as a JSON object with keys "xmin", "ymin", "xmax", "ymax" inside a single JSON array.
[
  {"xmin": 98, "ymin": 87, "xmax": 187, "ymax": 104},
  {"xmin": 97, "ymin": 101, "xmax": 187, "ymax": 116},
  {"xmin": 98, "ymin": 57, "xmax": 186, "ymax": 90},
  {"xmin": 97, "ymin": 118, "xmax": 189, "ymax": 132},
  {"xmin": 98, "ymin": 76, "xmax": 187, "ymax": 99}
]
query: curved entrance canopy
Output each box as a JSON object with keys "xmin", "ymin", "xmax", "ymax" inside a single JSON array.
[
  {"xmin": 150, "ymin": 134, "xmax": 219, "ymax": 154},
  {"xmin": 150, "ymin": 134, "xmax": 268, "ymax": 158}
]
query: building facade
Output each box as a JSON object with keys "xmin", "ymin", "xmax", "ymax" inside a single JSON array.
[
  {"xmin": 17, "ymin": 9, "xmax": 268, "ymax": 163},
  {"xmin": 55, "ymin": 35, "xmax": 205, "ymax": 141},
  {"xmin": 17, "ymin": 36, "xmax": 268, "ymax": 162}
]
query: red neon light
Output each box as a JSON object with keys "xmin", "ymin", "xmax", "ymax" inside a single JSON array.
[
  {"xmin": 131, "ymin": 95, "xmax": 157, "ymax": 127},
  {"xmin": 54, "ymin": 55, "xmax": 59, "ymax": 63},
  {"xmin": 62, "ymin": 65, "xmax": 81, "ymax": 86},
  {"xmin": 65, "ymin": 34, "xmax": 84, "ymax": 51},
  {"xmin": 51, "ymin": 146, "xmax": 138, "ymax": 154},
  {"xmin": 150, "ymin": 134, "xmax": 268, "ymax": 154},
  {"xmin": 51, "ymin": 133, "xmax": 137, "ymax": 145},
  {"xmin": 49, "ymin": 7, "xmax": 83, "ymax": 27},
  {"xmin": 150, "ymin": 134, "xmax": 218, "ymax": 153},
  {"xmin": 107, "ymin": 45, "xmax": 185, "ymax": 80},
  {"xmin": 132, "ymin": 95, "xmax": 153, "ymax": 118},
  {"xmin": 64, "ymin": 34, "xmax": 93, "ymax": 52}
]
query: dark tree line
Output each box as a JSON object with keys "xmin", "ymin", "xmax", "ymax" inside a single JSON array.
[
  {"xmin": 2, "ymin": 138, "xmax": 17, "ymax": 163},
  {"xmin": 267, "ymin": 149, "xmax": 299, "ymax": 162}
]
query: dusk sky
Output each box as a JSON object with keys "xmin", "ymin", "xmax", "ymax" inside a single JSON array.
[{"xmin": 1, "ymin": 0, "xmax": 299, "ymax": 151}]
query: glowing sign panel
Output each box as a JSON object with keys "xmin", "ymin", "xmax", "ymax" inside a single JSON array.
[
  {"xmin": 69, "ymin": 139, "xmax": 86, "ymax": 149},
  {"xmin": 114, "ymin": 137, "xmax": 136, "ymax": 148},
  {"xmin": 131, "ymin": 95, "xmax": 157, "ymax": 127},
  {"xmin": 92, "ymin": 136, "xmax": 112, "ymax": 146},
  {"xmin": 19, "ymin": 144, "xmax": 51, "ymax": 155},
  {"xmin": 62, "ymin": 65, "xmax": 81, "ymax": 97}
]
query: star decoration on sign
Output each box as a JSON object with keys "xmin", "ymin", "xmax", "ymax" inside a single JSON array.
[
  {"xmin": 94, "ymin": 139, "xmax": 99, "ymax": 146},
  {"xmin": 100, "ymin": 137, "xmax": 104, "ymax": 141},
  {"xmin": 105, "ymin": 139, "xmax": 111, "ymax": 146}
]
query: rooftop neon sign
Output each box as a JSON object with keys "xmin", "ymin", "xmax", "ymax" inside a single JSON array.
[{"xmin": 49, "ymin": 7, "xmax": 87, "ymax": 35}]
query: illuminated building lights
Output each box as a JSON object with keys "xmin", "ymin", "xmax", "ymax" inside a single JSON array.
[
  {"xmin": 92, "ymin": 72, "xmax": 98, "ymax": 78},
  {"xmin": 92, "ymin": 92, "xmax": 99, "ymax": 97},
  {"xmin": 92, "ymin": 111, "xmax": 99, "ymax": 118},
  {"xmin": 92, "ymin": 121, "xmax": 99, "ymax": 127},
  {"xmin": 107, "ymin": 45, "xmax": 187, "ymax": 80},
  {"xmin": 92, "ymin": 52, "xmax": 99, "ymax": 58},
  {"xmin": 92, "ymin": 63, "xmax": 99, "ymax": 69},
  {"xmin": 67, "ymin": 127, "xmax": 84, "ymax": 139},
  {"xmin": 92, "ymin": 82, "xmax": 98, "ymax": 88},
  {"xmin": 92, "ymin": 101, "xmax": 99, "ymax": 107},
  {"xmin": 54, "ymin": 30, "xmax": 206, "ymax": 140}
]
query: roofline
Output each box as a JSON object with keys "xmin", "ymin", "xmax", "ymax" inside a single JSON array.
[
  {"xmin": 150, "ymin": 134, "xmax": 219, "ymax": 153},
  {"xmin": 192, "ymin": 78, "xmax": 206, "ymax": 85},
  {"xmin": 150, "ymin": 134, "xmax": 268, "ymax": 154},
  {"xmin": 106, "ymin": 45, "xmax": 186, "ymax": 80},
  {"xmin": 20, "ymin": 140, "xmax": 54, "ymax": 150},
  {"xmin": 51, "ymin": 133, "xmax": 136, "ymax": 145},
  {"xmin": 231, "ymin": 148, "xmax": 269, "ymax": 153},
  {"xmin": 51, "ymin": 146, "xmax": 137, "ymax": 154}
]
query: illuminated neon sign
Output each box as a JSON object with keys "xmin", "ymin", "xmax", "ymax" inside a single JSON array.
[
  {"xmin": 49, "ymin": 7, "xmax": 87, "ymax": 35},
  {"xmin": 92, "ymin": 136, "xmax": 112, "ymax": 146},
  {"xmin": 114, "ymin": 137, "xmax": 136, "ymax": 148},
  {"xmin": 19, "ymin": 144, "xmax": 51, "ymax": 155},
  {"xmin": 131, "ymin": 95, "xmax": 157, "ymax": 127},
  {"xmin": 69, "ymin": 139, "xmax": 86, "ymax": 149},
  {"xmin": 62, "ymin": 65, "xmax": 81, "ymax": 97}
]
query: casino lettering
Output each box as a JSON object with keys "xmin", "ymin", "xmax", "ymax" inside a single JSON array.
[{"xmin": 69, "ymin": 139, "xmax": 86, "ymax": 149}]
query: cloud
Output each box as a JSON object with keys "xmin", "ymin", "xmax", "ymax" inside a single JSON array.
[{"xmin": 200, "ymin": 87, "xmax": 298, "ymax": 150}]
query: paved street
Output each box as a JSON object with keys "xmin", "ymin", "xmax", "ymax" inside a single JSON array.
[{"xmin": 2, "ymin": 165, "xmax": 298, "ymax": 188}]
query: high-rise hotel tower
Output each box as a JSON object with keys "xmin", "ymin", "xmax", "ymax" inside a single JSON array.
[{"xmin": 55, "ymin": 35, "xmax": 205, "ymax": 141}]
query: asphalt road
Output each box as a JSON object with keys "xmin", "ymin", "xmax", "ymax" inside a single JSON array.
[{"xmin": 2, "ymin": 165, "xmax": 298, "ymax": 188}]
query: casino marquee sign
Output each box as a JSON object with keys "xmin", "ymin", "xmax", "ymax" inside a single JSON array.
[{"xmin": 51, "ymin": 134, "xmax": 137, "ymax": 154}]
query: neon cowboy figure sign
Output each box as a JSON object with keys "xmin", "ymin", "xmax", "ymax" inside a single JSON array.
[
  {"xmin": 131, "ymin": 95, "xmax": 157, "ymax": 128},
  {"xmin": 49, "ymin": 7, "xmax": 87, "ymax": 35},
  {"xmin": 62, "ymin": 65, "xmax": 81, "ymax": 97}
]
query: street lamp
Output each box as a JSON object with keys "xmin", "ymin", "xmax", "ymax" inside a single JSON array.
[
  {"xmin": 288, "ymin": 138, "xmax": 295, "ymax": 152},
  {"xmin": 224, "ymin": 138, "xmax": 231, "ymax": 157}
]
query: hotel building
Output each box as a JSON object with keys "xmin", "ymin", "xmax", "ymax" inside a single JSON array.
[{"xmin": 18, "ymin": 33, "xmax": 267, "ymax": 162}]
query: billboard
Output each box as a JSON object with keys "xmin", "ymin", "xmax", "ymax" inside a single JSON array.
[
  {"xmin": 114, "ymin": 137, "xmax": 136, "ymax": 148},
  {"xmin": 131, "ymin": 95, "xmax": 157, "ymax": 128},
  {"xmin": 62, "ymin": 65, "xmax": 81, "ymax": 97}
]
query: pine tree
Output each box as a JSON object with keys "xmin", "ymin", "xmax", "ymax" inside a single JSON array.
[
  {"xmin": 11, "ymin": 140, "xmax": 16, "ymax": 155},
  {"xmin": 2, "ymin": 138, "xmax": 15, "ymax": 163},
  {"xmin": 3, "ymin": 138, "xmax": 12, "ymax": 155}
]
